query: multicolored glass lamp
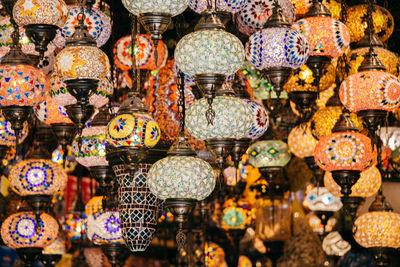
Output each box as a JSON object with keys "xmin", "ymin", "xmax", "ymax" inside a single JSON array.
[
  {"xmin": 175, "ymin": 10, "xmax": 244, "ymax": 123},
  {"xmin": 13, "ymin": 0, "xmax": 68, "ymax": 57},
  {"xmin": 353, "ymin": 190, "xmax": 400, "ymax": 266},
  {"xmin": 314, "ymin": 110, "xmax": 375, "ymax": 199},
  {"xmin": 189, "ymin": 0, "xmax": 247, "ymax": 24},
  {"xmin": 246, "ymin": 2, "xmax": 309, "ymax": 98},
  {"xmin": 1, "ymin": 211, "xmax": 59, "ymax": 267},
  {"xmin": 121, "ymin": 0, "xmax": 189, "ymax": 46},
  {"xmin": 291, "ymin": 0, "xmax": 341, "ymax": 20}
]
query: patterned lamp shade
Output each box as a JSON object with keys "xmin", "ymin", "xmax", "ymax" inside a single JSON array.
[
  {"xmin": 42, "ymin": 235, "xmax": 67, "ymax": 255},
  {"xmin": 185, "ymin": 96, "xmax": 253, "ymax": 140},
  {"xmin": 61, "ymin": 213, "xmax": 86, "ymax": 242},
  {"xmin": 84, "ymin": 247, "xmax": 105, "ymax": 267},
  {"xmin": 347, "ymin": 47, "xmax": 400, "ymax": 76},
  {"xmin": 148, "ymin": 156, "xmax": 216, "ymax": 200},
  {"xmin": 115, "ymin": 163, "xmax": 161, "ymax": 252},
  {"xmin": 291, "ymin": 0, "xmax": 341, "ymax": 20},
  {"xmin": 34, "ymin": 93, "xmax": 72, "ymax": 124},
  {"xmin": 189, "ymin": 0, "xmax": 246, "ymax": 14},
  {"xmin": 0, "ymin": 64, "xmax": 47, "ymax": 107},
  {"xmin": 322, "ymin": 231, "xmax": 351, "ymax": 257},
  {"xmin": 345, "ymin": 4, "xmax": 394, "ymax": 43},
  {"xmin": 293, "ymin": 16, "xmax": 350, "ymax": 58},
  {"xmin": 86, "ymin": 210, "xmax": 124, "ymax": 245},
  {"xmin": 310, "ymin": 106, "xmax": 363, "ymax": 140},
  {"xmin": 236, "ymin": 0, "xmax": 295, "ymax": 36},
  {"xmin": 324, "ymin": 166, "xmax": 381, "ymax": 198},
  {"xmin": 314, "ymin": 132, "xmax": 375, "ymax": 172},
  {"xmin": 54, "ymin": 45, "xmax": 110, "ymax": 81},
  {"xmin": 288, "ymin": 123, "xmax": 317, "ymax": 158},
  {"xmin": 303, "ymin": 187, "xmax": 342, "ymax": 212},
  {"xmin": 13, "ymin": 0, "xmax": 68, "ymax": 28},
  {"xmin": 339, "ymin": 70, "xmax": 400, "ymax": 113},
  {"xmin": 1, "ymin": 212, "xmax": 59, "ymax": 248},
  {"xmin": 53, "ymin": 6, "xmax": 111, "ymax": 48},
  {"xmin": 175, "ymin": 27, "xmax": 244, "ymax": 77},
  {"xmin": 72, "ymin": 125, "xmax": 107, "ymax": 167},
  {"xmin": 122, "ymin": 0, "xmax": 189, "ymax": 16},
  {"xmin": 284, "ymin": 59, "xmax": 337, "ymax": 93},
  {"xmin": 50, "ymin": 74, "xmax": 113, "ymax": 108},
  {"xmin": 85, "ymin": 196, "xmax": 104, "ymax": 218},
  {"xmin": 213, "ymin": 199, "xmax": 253, "ymax": 230},
  {"xmin": 247, "ymin": 140, "xmax": 291, "ymax": 168},
  {"xmin": 9, "ymin": 158, "xmax": 68, "ymax": 196},
  {"xmin": 244, "ymin": 100, "xmax": 269, "ymax": 139},
  {"xmin": 246, "ymin": 27, "xmax": 310, "ymax": 70},
  {"xmin": 205, "ymin": 242, "xmax": 228, "ymax": 267},
  {"xmin": 0, "ymin": 110, "xmax": 29, "ymax": 146},
  {"xmin": 353, "ymin": 211, "xmax": 400, "ymax": 248},
  {"xmin": 114, "ymin": 34, "xmax": 168, "ymax": 71}
]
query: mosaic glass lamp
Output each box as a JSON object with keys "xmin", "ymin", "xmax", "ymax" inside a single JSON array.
[
  {"xmin": 353, "ymin": 192, "xmax": 400, "ymax": 266},
  {"xmin": 304, "ymin": 187, "xmax": 342, "ymax": 212},
  {"xmin": 113, "ymin": 34, "xmax": 168, "ymax": 71},
  {"xmin": 121, "ymin": 0, "xmax": 189, "ymax": 44},
  {"xmin": 0, "ymin": 110, "xmax": 29, "ymax": 146},
  {"xmin": 214, "ymin": 199, "xmax": 253, "ymax": 231},
  {"xmin": 236, "ymin": 0, "xmax": 295, "ymax": 36},
  {"xmin": 61, "ymin": 213, "xmax": 86, "ymax": 242},
  {"xmin": 86, "ymin": 210, "xmax": 124, "ymax": 245},
  {"xmin": 53, "ymin": 5, "xmax": 111, "ymax": 48},
  {"xmin": 291, "ymin": 0, "xmax": 341, "ymax": 20},
  {"xmin": 34, "ymin": 93, "xmax": 72, "ymax": 125},
  {"xmin": 175, "ymin": 10, "xmax": 244, "ymax": 119},
  {"xmin": 288, "ymin": 123, "xmax": 317, "ymax": 159},
  {"xmin": 41, "ymin": 234, "xmax": 67, "ymax": 267},
  {"xmin": 189, "ymin": 0, "xmax": 246, "ymax": 18},
  {"xmin": 13, "ymin": 0, "xmax": 68, "ymax": 56},
  {"xmin": 248, "ymin": 140, "xmax": 291, "ymax": 169},
  {"xmin": 246, "ymin": 2, "xmax": 309, "ymax": 98}
]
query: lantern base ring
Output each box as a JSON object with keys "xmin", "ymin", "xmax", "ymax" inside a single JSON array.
[
  {"xmin": 101, "ymin": 244, "xmax": 126, "ymax": 267},
  {"xmin": 24, "ymin": 24, "xmax": 58, "ymax": 58},
  {"xmin": 139, "ymin": 12, "xmax": 171, "ymax": 43},
  {"xmin": 65, "ymin": 104, "xmax": 95, "ymax": 133},
  {"xmin": 331, "ymin": 170, "xmax": 361, "ymax": 200},
  {"xmin": 65, "ymin": 79, "xmax": 98, "ymax": 107},
  {"xmin": 263, "ymin": 67, "xmax": 292, "ymax": 99},
  {"xmin": 89, "ymin": 165, "xmax": 114, "ymax": 194},
  {"xmin": 368, "ymin": 247, "xmax": 395, "ymax": 267},
  {"xmin": 288, "ymin": 91, "xmax": 318, "ymax": 121},
  {"xmin": 24, "ymin": 194, "xmax": 52, "ymax": 215},
  {"xmin": 16, "ymin": 247, "xmax": 43, "ymax": 267},
  {"xmin": 232, "ymin": 138, "xmax": 251, "ymax": 169}
]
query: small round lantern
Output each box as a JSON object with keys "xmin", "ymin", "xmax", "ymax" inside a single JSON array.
[
  {"xmin": 247, "ymin": 140, "xmax": 291, "ymax": 168},
  {"xmin": 34, "ymin": 93, "xmax": 72, "ymax": 125},
  {"xmin": 303, "ymin": 187, "xmax": 342, "ymax": 212},
  {"xmin": 86, "ymin": 211, "xmax": 124, "ymax": 245},
  {"xmin": 0, "ymin": 110, "xmax": 29, "ymax": 146},
  {"xmin": 85, "ymin": 196, "xmax": 104, "ymax": 218},
  {"xmin": 288, "ymin": 123, "xmax": 318, "ymax": 158}
]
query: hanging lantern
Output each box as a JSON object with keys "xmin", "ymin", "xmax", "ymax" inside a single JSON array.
[
  {"xmin": 322, "ymin": 231, "xmax": 351, "ymax": 257},
  {"xmin": 86, "ymin": 210, "xmax": 124, "ymax": 245},
  {"xmin": 291, "ymin": 0, "xmax": 341, "ymax": 20},
  {"xmin": 34, "ymin": 93, "xmax": 72, "ymax": 125},
  {"xmin": 0, "ymin": 110, "xmax": 29, "ymax": 146},
  {"xmin": 345, "ymin": 4, "xmax": 394, "ymax": 43},
  {"xmin": 41, "ymin": 234, "xmax": 67, "ymax": 267},
  {"xmin": 113, "ymin": 34, "xmax": 167, "ymax": 71},
  {"xmin": 288, "ymin": 123, "xmax": 317, "ymax": 159},
  {"xmin": 1, "ymin": 211, "xmax": 59, "ymax": 266},
  {"xmin": 303, "ymin": 187, "xmax": 342, "ymax": 212},
  {"xmin": 214, "ymin": 199, "xmax": 253, "ymax": 231},
  {"xmin": 53, "ymin": 6, "xmax": 111, "ymax": 48},
  {"xmin": 189, "ymin": 0, "xmax": 246, "ymax": 24},
  {"xmin": 235, "ymin": 0, "xmax": 295, "ymax": 36},
  {"xmin": 13, "ymin": 0, "xmax": 68, "ymax": 56},
  {"xmin": 175, "ymin": 10, "xmax": 244, "ymax": 123},
  {"xmin": 61, "ymin": 213, "xmax": 86, "ymax": 242},
  {"xmin": 248, "ymin": 140, "xmax": 291, "ymax": 169},
  {"xmin": 121, "ymin": 0, "xmax": 189, "ymax": 44},
  {"xmin": 353, "ymin": 192, "xmax": 400, "ymax": 266},
  {"xmin": 245, "ymin": 3, "xmax": 309, "ymax": 98}
]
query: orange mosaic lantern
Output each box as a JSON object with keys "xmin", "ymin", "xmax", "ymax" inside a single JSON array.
[
  {"xmin": 34, "ymin": 94, "xmax": 72, "ymax": 125},
  {"xmin": 291, "ymin": 0, "xmax": 341, "ymax": 20},
  {"xmin": 288, "ymin": 123, "xmax": 318, "ymax": 158}
]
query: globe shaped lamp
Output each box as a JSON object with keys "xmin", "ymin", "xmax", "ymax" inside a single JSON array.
[
  {"xmin": 353, "ymin": 192, "xmax": 400, "ymax": 266},
  {"xmin": 175, "ymin": 10, "xmax": 244, "ymax": 120},
  {"xmin": 1, "ymin": 211, "xmax": 59, "ymax": 266},
  {"xmin": 288, "ymin": 123, "xmax": 317, "ymax": 159},
  {"xmin": 86, "ymin": 210, "xmax": 124, "ymax": 246},
  {"xmin": 189, "ymin": 0, "xmax": 246, "ymax": 24},
  {"xmin": 0, "ymin": 110, "xmax": 29, "ymax": 147},
  {"xmin": 246, "ymin": 3, "xmax": 310, "ymax": 98},
  {"xmin": 122, "ymin": 0, "xmax": 189, "ymax": 44},
  {"xmin": 13, "ymin": 0, "xmax": 68, "ymax": 56}
]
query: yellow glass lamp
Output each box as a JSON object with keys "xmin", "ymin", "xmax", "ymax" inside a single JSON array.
[
  {"xmin": 288, "ymin": 123, "xmax": 318, "ymax": 159},
  {"xmin": 291, "ymin": 0, "xmax": 341, "ymax": 20}
]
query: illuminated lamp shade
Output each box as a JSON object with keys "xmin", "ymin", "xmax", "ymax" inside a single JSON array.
[
  {"xmin": 61, "ymin": 213, "xmax": 86, "ymax": 242},
  {"xmin": 353, "ymin": 211, "xmax": 400, "ymax": 248},
  {"xmin": 53, "ymin": 6, "xmax": 111, "ymax": 48},
  {"xmin": 113, "ymin": 34, "xmax": 167, "ymax": 71},
  {"xmin": 235, "ymin": 0, "xmax": 295, "ymax": 36},
  {"xmin": 42, "ymin": 235, "xmax": 67, "ymax": 255},
  {"xmin": 284, "ymin": 59, "xmax": 337, "ymax": 93},
  {"xmin": 84, "ymin": 247, "xmax": 105, "ymax": 267},
  {"xmin": 34, "ymin": 94, "xmax": 72, "ymax": 124},
  {"xmin": 0, "ymin": 64, "xmax": 47, "ymax": 106},
  {"xmin": 86, "ymin": 211, "xmax": 124, "ymax": 245},
  {"xmin": 339, "ymin": 70, "xmax": 400, "ymax": 113},
  {"xmin": 1, "ymin": 212, "xmax": 58, "ymax": 248},
  {"xmin": 52, "ymin": 145, "xmax": 77, "ymax": 173},
  {"xmin": 244, "ymin": 100, "xmax": 269, "ymax": 139},
  {"xmin": 13, "ymin": 0, "xmax": 67, "ymax": 28},
  {"xmin": 0, "ymin": 111, "xmax": 29, "ymax": 146},
  {"xmin": 148, "ymin": 156, "xmax": 216, "ymax": 200},
  {"xmin": 292, "ymin": 16, "xmax": 350, "ymax": 58},
  {"xmin": 85, "ymin": 196, "xmax": 104, "ymax": 218},
  {"xmin": 205, "ymin": 242, "xmax": 228, "ymax": 267},
  {"xmin": 189, "ymin": 0, "xmax": 246, "ymax": 14},
  {"xmin": 345, "ymin": 4, "xmax": 394, "ymax": 43},
  {"xmin": 54, "ymin": 43, "xmax": 110, "ymax": 81},
  {"xmin": 9, "ymin": 158, "xmax": 68, "ymax": 196},
  {"xmin": 245, "ymin": 27, "xmax": 310, "ymax": 70},
  {"xmin": 310, "ymin": 106, "xmax": 363, "ymax": 140},
  {"xmin": 288, "ymin": 123, "xmax": 317, "ymax": 158},
  {"xmin": 185, "ymin": 96, "xmax": 253, "ymax": 140},
  {"xmin": 291, "ymin": 0, "xmax": 341, "ymax": 20},
  {"xmin": 324, "ymin": 166, "xmax": 381, "ymax": 198},
  {"xmin": 314, "ymin": 132, "xmax": 375, "ymax": 172},
  {"xmin": 71, "ymin": 124, "xmax": 107, "ymax": 167},
  {"xmin": 121, "ymin": 0, "xmax": 189, "ymax": 16},
  {"xmin": 247, "ymin": 140, "xmax": 291, "ymax": 168},
  {"xmin": 303, "ymin": 187, "xmax": 342, "ymax": 212},
  {"xmin": 347, "ymin": 47, "xmax": 400, "ymax": 76},
  {"xmin": 217, "ymin": 199, "xmax": 253, "ymax": 230},
  {"xmin": 49, "ymin": 74, "xmax": 113, "ymax": 108}
]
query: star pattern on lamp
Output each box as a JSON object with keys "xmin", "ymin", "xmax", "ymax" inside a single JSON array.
[
  {"xmin": 20, "ymin": 0, "xmax": 39, "ymax": 17},
  {"xmin": 57, "ymin": 48, "xmax": 86, "ymax": 79}
]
